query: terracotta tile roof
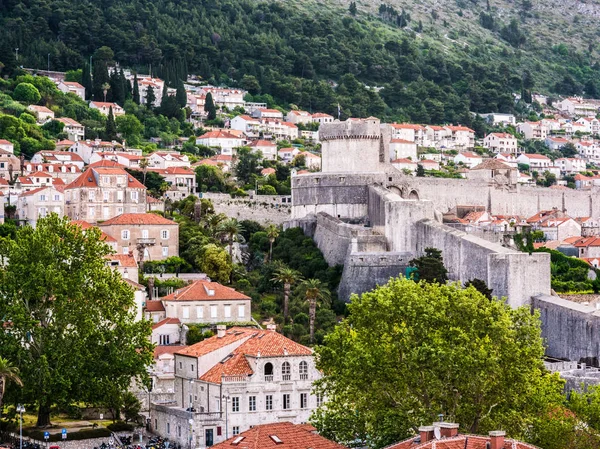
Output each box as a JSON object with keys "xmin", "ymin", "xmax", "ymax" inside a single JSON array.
[
  {"xmin": 154, "ymin": 345, "xmax": 187, "ymax": 359},
  {"xmin": 62, "ymin": 81, "xmax": 84, "ymax": 89},
  {"xmin": 56, "ymin": 117, "xmax": 82, "ymax": 126},
  {"xmin": 261, "ymin": 168, "xmax": 276, "ymax": 176},
  {"xmin": 258, "ymin": 108, "xmax": 283, "ymax": 114},
  {"xmin": 152, "ymin": 317, "xmax": 181, "ymax": 330},
  {"xmin": 65, "ymin": 167, "xmax": 145, "ymax": 189},
  {"xmin": 90, "ymin": 101, "xmax": 122, "ymax": 109},
  {"xmin": 457, "ymin": 152, "xmax": 481, "ymax": 159},
  {"xmin": 200, "ymin": 352, "xmax": 253, "ymax": 383},
  {"xmin": 0, "ymin": 139, "xmax": 13, "ymax": 145},
  {"xmin": 70, "ymin": 220, "xmax": 117, "ymax": 242},
  {"xmin": 311, "ymin": 113, "xmax": 333, "ymax": 118},
  {"xmin": 391, "ymin": 138, "xmax": 416, "ymax": 144},
  {"xmin": 249, "ymin": 139, "xmax": 276, "ymax": 147},
  {"xmin": 0, "ymin": 178, "xmax": 9, "ymax": 186},
  {"xmin": 56, "ymin": 139, "xmax": 75, "ymax": 146},
  {"xmin": 147, "ymin": 167, "xmax": 195, "ymax": 175},
  {"xmin": 287, "ymin": 110, "xmax": 311, "ymax": 116},
  {"xmin": 488, "ymin": 132, "xmax": 515, "ymax": 139},
  {"xmin": 20, "ymin": 186, "xmax": 62, "ymax": 197},
  {"xmin": 106, "ymin": 253, "xmax": 138, "ymax": 268},
  {"xmin": 177, "ymin": 327, "xmax": 312, "ymax": 363},
  {"xmin": 445, "ymin": 125, "xmax": 475, "ymax": 132},
  {"xmin": 98, "ymin": 213, "xmax": 176, "ymax": 226},
  {"xmin": 211, "ymin": 422, "xmax": 347, "ymax": 449},
  {"xmin": 573, "ymin": 236, "xmax": 600, "ymax": 247},
  {"xmin": 162, "ymin": 280, "xmax": 250, "ymax": 302},
  {"xmin": 88, "ymin": 160, "xmax": 124, "ymax": 168},
  {"xmin": 392, "ymin": 158, "xmax": 416, "ymax": 164},
  {"xmin": 390, "ymin": 123, "xmax": 424, "ymax": 130},
  {"xmin": 29, "ymin": 105, "xmax": 53, "ymax": 114},
  {"xmin": 198, "ymin": 130, "xmax": 242, "ymax": 140},
  {"xmin": 145, "ymin": 300, "xmax": 166, "ymax": 312},
  {"xmin": 471, "ymin": 159, "xmax": 512, "ymax": 170},
  {"xmin": 522, "ymin": 153, "xmax": 551, "ymax": 160},
  {"xmin": 387, "ymin": 433, "xmax": 540, "ymax": 449}
]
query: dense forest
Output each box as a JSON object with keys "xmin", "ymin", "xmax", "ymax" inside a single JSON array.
[{"xmin": 1, "ymin": 0, "xmax": 598, "ymax": 126}]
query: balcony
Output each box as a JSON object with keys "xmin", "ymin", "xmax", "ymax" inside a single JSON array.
[
  {"xmin": 264, "ymin": 375, "xmax": 274, "ymax": 382},
  {"xmin": 282, "ymin": 374, "xmax": 291, "ymax": 381},
  {"xmin": 137, "ymin": 238, "xmax": 156, "ymax": 245}
]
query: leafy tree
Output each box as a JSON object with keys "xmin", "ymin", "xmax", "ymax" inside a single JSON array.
[
  {"xmin": 198, "ymin": 243, "xmax": 232, "ymax": 284},
  {"xmin": 126, "ymin": 168, "xmax": 165, "ymax": 197},
  {"xmin": 265, "ymin": 224, "xmax": 280, "ymax": 263},
  {"xmin": 132, "ymin": 75, "xmax": 140, "ymax": 105},
  {"xmin": 313, "ymin": 277, "xmax": 565, "ymax": 448},
  {"xmin": 0, "ymin": 215, "xmax": 153, "ymax": 426},
  {"xmin": 13, "ymin": 83, "xmax": 41, "ymax": 104},
  {"xmin": 235, "ymin": 146, "xmax": 262, "ymax": 185},
  {"xmin": 82, "ymin": 63, "xmax": 93, "ymax": 100},
  {"xmin": 409, "ymin": 247, "xmax": 448, "ymax": 283},
  {"xmin": 500, "ymin": 19, "xmax": 526, "ymax": 48},
  {"xmin": 204, "ymin": 92, "xmax": 217, "ymax": 120},
  {"xmin": 217, "ymin": 218, "xmax": 245, "ymax": 263},
  {"xmin": 416, "ymin": 163, "xmax": 425, "ymax": 177},
  {"xmin": 560, "ymin": 142, "xmax": 578, "ymax": 158},
  {"xmin": 272, "ymin": 266, "xmax": 303, "ymax": 323},
  {"xmin": 300, "ymin": 279, "xmax": 330, "ymax": 342},
  {"xmin": 464, "ymin": 278, "xmax": 493, "ymax": 300},
  {"xmin": 176, "ymin": 79, "xmax": 187, "ymax": 107},
  {"xmin": 116, "ymin": 114, "xmax": 143, "ymax": 147},
  {"xmin": 195, "ymin": 164, "xmax": 228, "ymax": 192},
  {"xmin": 0, "ymin": 356, "xmax": 23, "ymax": 418},
  {"xmin": 122, "ymin": 391, "xmax": 142, "ymax": 423},
  {"xmin": 146, "ymin": 86, "xmax": 156, "ymax": 108},
  {"xmin": 349, "ymin": 1, "xmax": 357, "ymax": 16},
  {"xmin": 105, "ymin": 106, "xmax": 117, "ymax": 140}
]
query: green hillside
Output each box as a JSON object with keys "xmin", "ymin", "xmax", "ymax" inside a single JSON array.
[{"xmin": 0, "ymin": 0, "xmax": 598, "ymax": 124}]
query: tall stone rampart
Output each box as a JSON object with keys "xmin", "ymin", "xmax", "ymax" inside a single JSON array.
[
  {"xmin": 313, "ymin": 213, "xmax": 386, "ymax": 266},
  {"xmin": 533, "ymin": 295, "xmax": 600, "ymax": 366}
]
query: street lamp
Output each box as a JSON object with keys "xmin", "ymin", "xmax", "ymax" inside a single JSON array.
[
  {"xmin": 15, "ymin": 48, "xmax": 19, "ymax": 62},
  {"xmin": 16, "ymin": 404, "xmax": 25, "ymax": 449},
  {"xmin": 188, "ymin": 379, "xmax": 195, "ymax": 449}
]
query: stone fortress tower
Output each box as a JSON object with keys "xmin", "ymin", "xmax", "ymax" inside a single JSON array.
[{"xmin": 290, "ymin": 117, "xmax": 600, "ymax": 365}]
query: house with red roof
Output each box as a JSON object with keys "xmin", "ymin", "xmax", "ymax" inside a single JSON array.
[
  {"xmin": 453, "ymin": 152, "xmax": 482, "ymax": 168},
  {"xmin": 252, "ymin": 108, "xmax": 284, "ymax": 120},
  {"xmin": 89, "ymin": 101, "xmax": 125, "ymax": 116},
  {"xmin": 147, "ymin": 151, "xmax": 191, "ymax": 169},
  {"xmin": 391, "ymin": 158, "xmax": 417, "ymax": 174},
  {"xmin": 70, "ymin": 139, "xmax": 126, "ymax": 164},
  {"xmin": 388, "ymin": 123, "xmax": 426, "ymax": 146},
  {"xmin": 0, "ymin": 139, "xmax": 14, "ymax": 154},
  {"xmin": 248, "ymin": 140, "xmax": 278, "ymax": 161},
  {"xmin": 56, "ymin": 81, "xmax": 85, "ymax": 100},
  {"xmin": 285, "ymin": 110, "xmax": 313, "ymax": 125},
  {"xmin": 55, "ymin": 116, "xmax": 85, "ymax": 141},
  {"xmin": 147, "ymin": 166, "xmax": 196, "ymax": 195},
  {"xmin": 386, "ymin": 421, "xmax": 539, "ymax": 449},
  {"xmin": 150, "ymin": 326, "xmax": 320, "ymax": 447},
  {"xmin": 230, "ymin": 115, "xmax": 261, "ymax": 136},
  {"xmin": 545, "ymin": 135, "xmax": 570, "ymax": 151},
  {"xmin": 211, "ymin": 422, "xmax": 347, "ymax": 449},
  {"xmin": 517, "ymin": 121, "xmax": 548, "ymax": 140},
  {"xmin": 16, "ymin": 185, "xmax": 64, "ymax": 227},
  {"xmin": 31, "ymin": 150, "xmax": 85, "ymax": 169},
  {"xmin": 311, "ymin": 112, "xmax": 334, "ymax": 124},
  {"xmin": 516, "ymin": 153, "xmax": 552, "ymax": 170},
  {"xmin": 484, "ymin": 132, "xmax": 518, "ymax": 154},
  {"xmin": 278, "ymin": 147, "xmax": 301, "ymax": 164},
  {"xmin": 64, "ymin": 166, "xmax": 147, "ymax": 223},
  {"xmin": 390, "ymin": 138, "xmax": 417, "ymax": 161},
  {"xmin": 196, "ymin": 131, "xmax": 245, "ymax": 156},
  {"xmin": 160, "ymin": 279, "xmax": 250, "ymax": 324},
  {"xmin": 98, "ymin": 213, "xmax": 179, "ymax": 261},
  {"xmin": 0, "ymin": 149, "xmax": 20, "ymax": 181},
  {"xmin": 27, "ymin": 104, "xmax": 55, "ymax": 123},
  {"xmin": 444, "ymin": 125, "xmax": 475, "ymax": 150},
  {"xmin": 555, "ymin": 157, "xmax": 586, "ymax": 174}
]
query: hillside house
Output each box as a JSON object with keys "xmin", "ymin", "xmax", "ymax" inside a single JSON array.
[
  {"xmin": 27, "ymin": 105, "xmax": 54, "ymax": 123},
  {"xmin": 196, "ymin": 131, "xmax": 244, "ymax": 156},
  {"xmin": 150, "ymin": 326, "xmax": 321, "ymax": 448},
  {"xmin": 89, "ymin": 102, "xmax": 125, "ymax": 116},
  {"xmin": 545, "ymin": 136, "xmax": 570, "ymax": 151},
  {"xmin": 484, "ymin": 132, "xmax": 518, "ymax": 154},
  {"xmin": 248, "ymin": 140, "xmax": 277, "ymax": 161},
  {"xmin": 495, "ymin": 153, "xmax": 518, "ymax": 168},
  {"xmin": 516, "ymin": 153, "xmax": 552, "ymax": 170},
  {"xmin": 16, "ymin": 185, "xmax": 64, "ymax": 227},
  {"xmin": 55, "ymin": 117, "xmax": 85, "ymax": 141},
  {"xmin": 57, "ymin": 81, "xmax": 85, "ymax": 100},
  {"xmin": 0, "ymin": 139, "xmax": 14, "ymax": 154},
  {"xmin": 391, "ymin": 158, "xmax": 417, "ymax": 174},
  {"xmin": 251, "ymin": 108, "xmax": 284, "ymax": 120},
  {"xmin": 285, "ymin": 110, "xmax": 313, "ymax": 125},
  {"xmin": 389, "ymin": 139, "xmax": 418, "ymax": 160},
  {"xmin": 454, "ymin": 151, "xmax": 482, "ymax": 168},
  {"xmin": 311, "ymin": 112, "xmax": 334, "ymax": 124},
  {"xmin": 98, "ymin": 213, "xmax": 179, "ymax": 261}
]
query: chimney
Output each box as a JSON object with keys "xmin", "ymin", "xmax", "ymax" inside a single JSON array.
[
  {"xmin": 439, "ymin": 422, "xmax": 459, "ymax": 438},
  {"xmin": 217, "ymin": 325, "xmax": 226, "ymax": 338},
  {"xmin": 489, "ymin": 431, "xmax": 505, "ymax": 449},
  {"xmin": 267, "ymin": 324, "xmax": 277, "ymax": 332},
  {"xmin": 418, "ymin": 426, "xmax": 434, "ymax": 443}
]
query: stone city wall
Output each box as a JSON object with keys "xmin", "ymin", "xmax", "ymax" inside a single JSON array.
[
  {"xmin": 201, "ymin": 192, "xmax": 291, "ymax": 225},
  {"xmin": 533, "ymin": 294, "xmax": 600, "ymax": 366}
]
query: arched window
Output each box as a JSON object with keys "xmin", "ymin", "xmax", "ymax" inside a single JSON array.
[
  {"xmin": 282, "ymin": 362, "xmax": 291, "ymax": 381},
  {"xmin": 299, "ymin": 361, "xmax": 308, "ymax": 380},
  {"xmin": 264, "ymin": 362, "xmax": 273, "ymax": 381}
]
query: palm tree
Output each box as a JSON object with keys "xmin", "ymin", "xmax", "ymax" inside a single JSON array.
[
  {"xmin": 300, "ymin": 279, "xmax": 330, "ymax": 343},
  {"xmin": 272, "ymin": 266, "xmax": 303, "ymax": 324},
  {"xmin": 139, "ymin": 157, "xmax": 150, "ymax": 186},
  {"xmin": 102, "ymin": 82, "xmax": 111, "ymax": 102},
  {"xmin": 203, "ymin": 213, "xmax": 227, "ymax": 238},
  {"xmin": 217, "ymin": 218, "xmax": 245, "ymax": 263},
  {"xmin": 265, "ymin": 224, "xmax": 280, "ymax": 263},
  {"xmin": 0, "ymin": 357, "xmax": 23, "ymax": 418}
]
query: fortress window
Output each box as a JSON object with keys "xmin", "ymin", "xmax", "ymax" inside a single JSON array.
[
  {"xmin": 314, "ymin": 178, "xmax": 320, "ymax": 184},
  {"xmin": 389, "ymin": 177, "xmax": 392, "ymax": 182},
  {"xmin": 339, "ymin": 177, "xmax": 345, "ymax": 182}
]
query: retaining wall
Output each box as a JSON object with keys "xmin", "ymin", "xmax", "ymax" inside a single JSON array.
[{"xmin": 202, "ymin": 192, "xmax": 291, "ymax": 224}]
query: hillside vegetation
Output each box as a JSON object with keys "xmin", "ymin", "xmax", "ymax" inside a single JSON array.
[{"xmin": 0, "ymin": 0, "xmax": 599, "ymax": 125}]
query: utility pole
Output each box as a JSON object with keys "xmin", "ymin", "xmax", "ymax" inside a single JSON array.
[{"xmin": 15, "ymin": 48, "xmax": 19, "ymax": 62}]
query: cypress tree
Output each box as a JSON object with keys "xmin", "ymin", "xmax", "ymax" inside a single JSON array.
[
  {"xmin": 204, "ymin": 92, "xmax": 217, "ymax": 120},
  {"xmin": 82, "ymin": 62, "xmax": 93, "ymax": 100},
  {"xmin": 176, "ymin": 79, "xmax": 187, "ymax": 107},
  {"xmin": 105, "ymin": 106, "xmax": 117, "ymax": 141},
  {"xmin": 110, "ymin": 68, "xmax": 124, "ymax": 105},
  {"xmin": 133, "ymin": 74, "xmax": 140, "ymax": 104},
  {"xmin": 146, "ymin": 86, "xmax": 156, "ymax": 108},
  {"xmin": 92, "ymin": 61, "xmax": 110, "ymax": 101}
]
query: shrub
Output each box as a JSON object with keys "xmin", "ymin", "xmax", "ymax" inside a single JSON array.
[{"xmin": 107, "ymin": 421, "xmax": 135, "ymax": 432}]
